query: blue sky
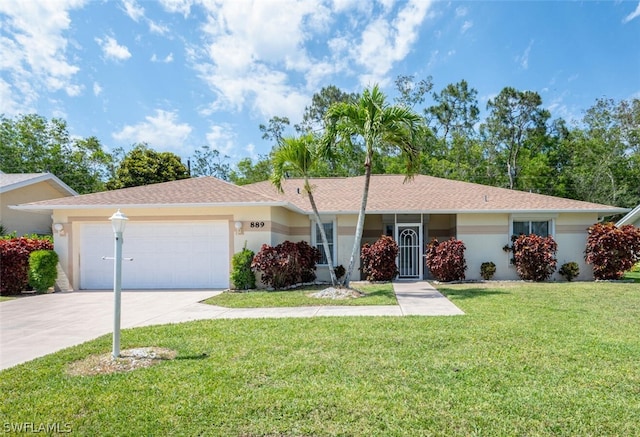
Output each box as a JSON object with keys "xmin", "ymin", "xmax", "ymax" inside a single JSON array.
[{"xmin": 1, "ymin": 0, "xmax": 639, "ymax": 167}]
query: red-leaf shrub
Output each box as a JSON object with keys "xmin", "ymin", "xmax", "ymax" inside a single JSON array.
[
  {"xmin": 360, "ymin": 235, "xmax": 399, "ymax": 281},
  {"xmin": 0, "ymin": 237, "xmax": 54, "ymax": 295},
  {"xmin": 251, "ymin": 240, "xmax": 321, "ymax": 289},
  {"xmin": 585, "ymin": 222, "xmax": 640, "ymax": 280},
  {"xmin": 512, "ymin": 234, "xmax": 557, "ymax": 281},
  {"xmin": 425, "ymin": 238, "xmax": 467, "ymax": 282}
]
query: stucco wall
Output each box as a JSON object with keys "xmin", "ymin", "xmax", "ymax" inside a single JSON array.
[
  {"xmin": 457, "ymin": 213, "xmax": 513, "ymax": 280},
  {"xmin": 456, "ymin": 212, "xmax": 600, "ymax": 281},
  {"xmin": 1, "ymin": 182, "xmax": 67, "ymax": 235}
]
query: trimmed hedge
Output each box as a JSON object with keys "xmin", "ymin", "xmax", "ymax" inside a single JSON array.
[
  {"xmin": 28, "ymin": 250, "xmax": 59, "ymax": 292},
  {"xmin": 0, "ymin": 237, "xmax": 54, "ymax": 295},
  {"xmin": 230, "ymin": 247, "xmax": 256, "ymax": 290}
]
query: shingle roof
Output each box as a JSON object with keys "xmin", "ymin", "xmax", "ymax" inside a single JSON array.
[
  {"xmin": 0, "ymin": 173, "xmax": 77, "ymax": 196},
  {"xmin": 14, "ymin": 174, "xmax": 627, "ymax": 215},
  {"xmin": 245, "ymin": 174, "xmax": 628, "ymax": 214},
  {"xmin": 15, "ymin": 176, "xmax": 280, "ymax": 209}
]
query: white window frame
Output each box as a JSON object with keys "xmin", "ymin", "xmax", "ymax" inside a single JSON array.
[
  {"xmin": 311, "ymin": 216, "xmax": 337, "ymax": 266},
  {"xmin": 509, "ymin": 214, "xmax": 557, "ymax": 238}
]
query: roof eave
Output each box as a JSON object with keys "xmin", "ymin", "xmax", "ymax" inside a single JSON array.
[{"xmin": 0, "ymin": 173, "xmax": 78, "ymax": 196}]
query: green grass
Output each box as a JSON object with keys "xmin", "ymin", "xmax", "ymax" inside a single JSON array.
[
  {"xmin": 0, "ymin": 296, "xmax": 15, "ymax": 302},
  {"xmin": 204, "ymin": 283, "xmax": 397, "ymax": 307},
  {"xmin": 2, "ymin": 282, "xmax": 640, "ymax": 435}
]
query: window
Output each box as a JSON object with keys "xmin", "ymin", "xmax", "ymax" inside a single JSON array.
[
  {"xmin": 513, "ymin": 220, "xmax": 551, "ymax": 237},
  {"xmin": 314, "ymin": 221, "xmax": 334, "ymax": 265}
]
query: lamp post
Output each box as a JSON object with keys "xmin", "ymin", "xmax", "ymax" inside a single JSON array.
[{"xmin": 109, "ymin": 209, "xmax": 128, "ymax": 358}]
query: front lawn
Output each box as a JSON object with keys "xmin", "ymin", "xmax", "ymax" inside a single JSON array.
[
  {"xmin": 1, "ymin": 282, "xmax": 639, "ymax": 435},
  {"xmin": 204, "ymin": 282, "xmax": 397, "ymax": 307}
]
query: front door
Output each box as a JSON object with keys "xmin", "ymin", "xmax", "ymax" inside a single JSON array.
[{"xmin": 397, "ymin": 225, "xmax": 422, "ymax": 278}]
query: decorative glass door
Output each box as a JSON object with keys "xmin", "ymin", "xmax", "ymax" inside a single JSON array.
[{"xmin": 397, "ymin": 225, "xmax": 421, "ymax": 278}]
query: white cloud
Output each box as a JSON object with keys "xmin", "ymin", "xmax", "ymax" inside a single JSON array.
[
  {"xmin": 93, "ymin": 82, "xmax": 103, "ymax": 96},
  {"xmin": 121, "ymin": 0, "xmax": 144, "ymax": 22},
  {"xmin": 461, "ymin": 20, "xmax": 473, "ymax": 34},
  {"xmin": 623, "ymin": 2, "xmax": 640, "ymax": 23},
  {"xmin": 188, "ymin": 0, "xmax": 330, "ymax": 120},
  {"xmin": 112, "ymin": 110, "xmax": 193, "ymax": 153},
  {"xmin": 96, "ymin": 36, "xmax": 132, "ymax": 61},
  {"xmin": 148, "ymin": 20, "xmax": 170, "ymax": 35},
  {"xmin": 350, "ymin": 0, "xmax": 432, "ymax": 85},
  {"xmin": 516, "ymin": 40, "xmax": 534, "ymax": 70},
  {"xmin": 0, "ymin": 0, "xmax": 85, "ymax": 113},
  {"xmin": 158, "ymin": 0, "xmax": 194, "ymax": 17},
  {"xmin": 205, "ymin": 124, "xmax": 237, "ymax": 157},
  {"xmin": 456, "ymin": 6, "xmax": 468, "ymax": 17},
  {"xmin": 151, "ymin": 52, "xmax": 174, "ymax": 63}
]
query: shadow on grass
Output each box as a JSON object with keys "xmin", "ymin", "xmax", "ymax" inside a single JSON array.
[
  {"xmin": 437, "ymin": 287, "xmax": 510, "ymax": 300},
  {"xmin": 176, "ymin": 353, "xmax": 210, "ymax": 361}
]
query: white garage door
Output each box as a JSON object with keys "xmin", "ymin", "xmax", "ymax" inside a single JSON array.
[{"xmin": 80, "ymin": 221, "xmax": 229, "ymax": 289}]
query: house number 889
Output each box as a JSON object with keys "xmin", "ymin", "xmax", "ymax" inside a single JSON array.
[{"xmin": 250, "ymin": 221, "xmax": 265, "ymax": 228}]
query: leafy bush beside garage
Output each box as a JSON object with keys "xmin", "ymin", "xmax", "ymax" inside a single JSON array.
[
  {"xmin": 28, "ymin": 250, "xmax": 59, "ymax": 293},
  {"xmin": 230, "ymin": 246, "xmax": 256, "ymax": 290},
  {"xmin": 0, "ymin": 236, "xmax": 53, "ymax": 295}
]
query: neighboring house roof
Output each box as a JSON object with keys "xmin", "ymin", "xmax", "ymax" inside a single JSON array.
[
  {"xmin": 12, "ymin": 174, "xmax": 628, "ymax": 216},
  {"xmin": 245, "ymin": 175, "xmax": 628, "ymax": 215},
  {"xmin": 617, "ymin": 204, "xmax": 640, "ymax": 226},
  {"xmin": 0, "ymin": 173, "xmax": 78, "ymax": 197},
  {"xmin": 13, "ymin": 176, "xmax": 288, "ymax": 211}
]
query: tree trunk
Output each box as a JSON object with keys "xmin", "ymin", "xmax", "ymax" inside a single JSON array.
[
  {"xmin": 342, "ymin": 161, "xmax": 372, "ymax": 288},
  {"xmin": 306, "ymin": 186, "xmax": 338, "ymax": 286}
]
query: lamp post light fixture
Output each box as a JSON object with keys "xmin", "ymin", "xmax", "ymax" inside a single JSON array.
[{"xmin": 109, "ymin": 209, "xmax": 128, "ymax": 358}]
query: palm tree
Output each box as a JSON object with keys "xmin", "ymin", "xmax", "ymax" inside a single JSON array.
[
  {"xmin": 324, "ymin": 85, "xmax": 423, "ymax": 288},
  {"xmin": 271, "ymin": 134, "xmax": 339, "ymax": 286}
]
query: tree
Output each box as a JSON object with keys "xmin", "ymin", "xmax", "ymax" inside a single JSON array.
[
  {"xmin": 106, "ymin": 143, "xmax": 189, "ymax": 189},
  {"xmin": 270, "ymin": 134, "xmax": 338, "ymax": 286},
  {"xmin": 563, "ymin": 98, "xmax": 640, "ymax": 208},
  {"xmin": 428, "ymin": 79, "xmax": 479, "ymax": 141},
  {"xmin": 482, "ymin": 87, "xmax": 550, "ymax": 190},
  {"xmin": 297, "ymin": 85, "xmax": 358, "ymax": 133},
  {"xmin": 190, "ymin": 145, "xmax": 231, "ymax": 180},
  {"xmin": 228, "ymin": 155, "xmax": 272, "ymax": 185},
  {"xmin": 0, "ymin": 114, "xmax": 113, "ymax": 193},
  {"xmin": 324, "ymin": 85, "xmax": 422, "ymax": 287}
]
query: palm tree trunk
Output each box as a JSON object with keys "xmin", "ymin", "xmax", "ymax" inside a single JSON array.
[
  {"xmin": 306, "ymin": 187, "xmax": 338, "ymax": 286},
  {"xmin": 342, "ymin": 162, "xmax": 372, "ymax": 288}
]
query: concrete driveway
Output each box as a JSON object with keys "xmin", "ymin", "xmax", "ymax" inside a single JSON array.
[{"xmin": 0, "ymin": 290, "xmax": 224, "ymax": 370}]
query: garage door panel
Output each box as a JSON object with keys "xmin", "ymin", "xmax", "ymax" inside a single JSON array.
[{"xmin": 80, "ymin": 221, "xmax": 229, "ymax": 289}]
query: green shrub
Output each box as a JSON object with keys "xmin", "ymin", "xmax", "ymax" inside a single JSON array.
[
  {"xmin": 28, "ymin": 250, "xmax": 59, "ymax": 293},
  {"xmin": 361, "ymin": 236, "xmax": 399, "ymax": 281},
  {"xmin": 559, "ymin": 262, "xmax": 580, "ymax": 282},
  {"xmin": 480, "ymin": 262, "xmax": 496, "ymax": 280},
  {"xmin": 632, "ymin": 262, "xmax": 640, "ymax": 273},
  {"xmin": 230, "ymin": 246, "xmax": 256, "ymax": 290}
]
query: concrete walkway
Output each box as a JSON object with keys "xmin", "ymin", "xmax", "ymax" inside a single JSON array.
[{"xmin": 0, "ymin": 281, "xmax": 462, "ymax": 370}]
